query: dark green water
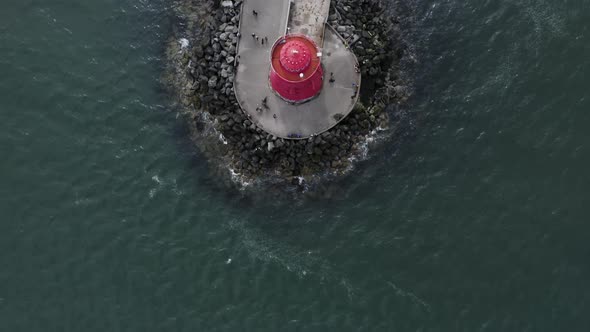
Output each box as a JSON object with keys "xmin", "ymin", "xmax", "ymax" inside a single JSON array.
[{"xmin": 1, "ymin": 0, "xmax": 589, "ymax": 331}]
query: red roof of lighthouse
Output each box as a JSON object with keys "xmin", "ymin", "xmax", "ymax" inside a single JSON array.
[
  {"xmin": 269, "ymin": 35, "xmax": 324, "ymax": 103},
  {"xmin": 279, "ymin": 40, "xmax": 311, "ymax": 73}
]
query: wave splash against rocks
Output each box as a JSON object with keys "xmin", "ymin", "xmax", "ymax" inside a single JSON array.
[{"xmin": 165, "ymin": 0, "xmax": 412, "ymax": 192}]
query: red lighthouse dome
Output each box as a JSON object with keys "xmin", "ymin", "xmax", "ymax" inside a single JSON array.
[
  {"xmin": 269, "ymin": 35, "xmax": 323, "ymax": 104},
  {"xmin": 279, "ymin": 40, "xmax": 312, "ymax": 73}
]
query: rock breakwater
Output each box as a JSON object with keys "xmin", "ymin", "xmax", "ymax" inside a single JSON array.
[{"xmin": 166, "ymin": 0, "xmax": 411, "ymax": 191}]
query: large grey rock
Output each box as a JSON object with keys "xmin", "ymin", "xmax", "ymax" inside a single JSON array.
[{"xmin": 208, "ymin": 76, "xmax": 218, "ymax": 88}]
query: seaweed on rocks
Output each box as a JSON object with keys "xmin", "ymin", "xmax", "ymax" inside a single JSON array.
[{"xmin": 165, "ymin": 0, "xmax": 412, "ymax": 194}]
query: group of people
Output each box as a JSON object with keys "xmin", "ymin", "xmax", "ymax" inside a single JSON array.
[
  {"xmin": 250, "ymin": 10, "xmax": 270, "ymax": 45},
  {"xmin": 251, "ymin": 34, "xmax": 269, "ymax": 46},
  {"xmin": 351, "ymin": 82, "xmax": 359, "ymax": 99},
  {"xmin": 256, "ymin": 97, "xmax": 273, "ymax": 114}
]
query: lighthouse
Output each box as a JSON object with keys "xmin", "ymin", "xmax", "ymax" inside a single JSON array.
[{"xmin": 269, "ymin": 35, "xmax": 324, "ymax": 104}]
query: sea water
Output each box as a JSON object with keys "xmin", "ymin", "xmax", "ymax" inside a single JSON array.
[{"xmin": 1, "ymin": 0, "xmax": 589, "ymax": 330}]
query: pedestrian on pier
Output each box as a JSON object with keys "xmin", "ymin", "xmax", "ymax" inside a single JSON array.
[
  {"xmin": 273, "ymin": 114, "xmax": 277, "ymax": 119},
  {"xmin": 252, "ymin": 10, "xmax": 258, "ymax": 16},
  {"xmin": 252, "ymin": 33, "xmax": 255, "ymax": 39}
]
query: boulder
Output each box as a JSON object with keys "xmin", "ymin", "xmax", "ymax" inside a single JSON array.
[{"xmin": 208, "ymin": 76, "xmax": 218, "ymax": 88}]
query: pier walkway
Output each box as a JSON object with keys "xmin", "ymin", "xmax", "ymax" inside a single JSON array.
[
  {"xmin": 233, "ymin": 0, "xmax": 360, "ymax": 139},
  {"xmin": 288, "ymin": 0, "xmax": 330, "ymax": 46}
]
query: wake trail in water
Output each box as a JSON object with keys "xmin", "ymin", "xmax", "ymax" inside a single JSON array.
[{"xmin": 226, "ymin": 218, "xmax": 432, "ymax": 314}]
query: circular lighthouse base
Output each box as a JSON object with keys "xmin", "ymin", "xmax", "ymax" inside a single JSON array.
[{"xmin": 268, "ymin": 68, "xmax": 324, "ymax": 105}]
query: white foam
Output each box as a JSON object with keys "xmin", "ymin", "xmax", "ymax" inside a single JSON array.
[
  {"xmin": 151, "ymin": 175, "xmax": 162, "ymax": 184},
  {"xmin": 178, "ymin": 38, "xmax": 189, "ymax": 50},
  {"xmin": 219, "ymin": 133, "xmax": 228, "ymax": 145},
  {"xmin": 344, "ymin": 125, "xmax": 389, "ymax": 173},
  {"xmin": 228, "ymin": 167, "xmax": 253, "ymax": 188}
]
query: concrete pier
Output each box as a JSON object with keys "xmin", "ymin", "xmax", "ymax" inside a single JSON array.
[
  {"xmin": 288, "ymin": 0, "xmax": 331, "ymax": 46},
  {"xmin": 234, "ymin": 0, "xmax": 361, "ymax": 139}
]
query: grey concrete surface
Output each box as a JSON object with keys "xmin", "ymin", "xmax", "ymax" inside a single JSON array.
[
  {"xmin": 288, "ymin": 0, "xmax": 330, "ymax": 46},
  {"xmin": 234, "ymin": 0, "xmax": 360, "ymax": 139}
]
